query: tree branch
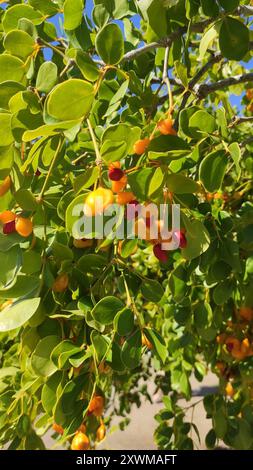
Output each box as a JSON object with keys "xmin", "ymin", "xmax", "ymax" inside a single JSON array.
[
  {"xmin": 229, "ymin": 116, "xmax": 253, "ymax": 128},
  {"xmin": 195, "ymin": 72, "xmax": 253, "ymax": 99}
]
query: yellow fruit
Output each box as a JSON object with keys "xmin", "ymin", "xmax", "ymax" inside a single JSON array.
[
  {"xmin": 84, "ymin": 187, "xmax": 114, "ymax": 216},
  {"xmin": 71, "ymin": 432, "xmax": 90, "ymax": 450},
  {"xmin": 96, "ymin": 423, "xmax": 106, "ymax": 441},
  {"xmin": 225, "ymin": 382, "xmax": 235, "ymax": 398}
]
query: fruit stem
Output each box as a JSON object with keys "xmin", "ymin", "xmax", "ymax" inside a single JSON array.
[
  {"xmin": 38, "ymin": 137, "xmax": 64, "ymax": 201},
  {"xmin": 87, "ymin": 118, "xmax": 103, "ymax": 183},
  {"xmin": 163, "ymin": 46, "xmax": 174, "ymax": 114}
]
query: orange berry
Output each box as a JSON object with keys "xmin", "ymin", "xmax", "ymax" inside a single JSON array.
[
  {"xmin": 109, "ymin": 161, "xmax": 121, "ymax": 170},
  {"xmin": 133, "ymin": 138, "xmax": 150, "ymax": 155},
  {"xmin": 241, "ymin": 338, "xmax": 251, "ymax": 355},
  {"xmin": 71, "ymin": 432, "xmax": 90, "ymax": 450},
  {"xmin": 78, "ymin": 424, "xmax": 87, "ymax": 434},
  {"xmin": 246, "ymin": 89, "xmax": 253, "ymax": 100},
  {"xmin": 73, "ymin": 238, "xmax": 93, "ymax": 249},
  {"xmin": 111, "ymin": 175, "xmax": 127, "ymax": 193},
  {"xmin": 116, "ymin": 191, "xmax": 135, "ymax": 205},
  {"xmin": 52, "ymin": 423, "xmax": 64, "ymax": 435},
  {"xmin": 52, "ymin": 273, "xmax": 69, "ymax": 293},
  {"xmin": 216, "ymin": 362, "xmax": 226, "ymax": 375},
  {"xmin": 157, "ymin": 118, "xmax": 177, "ymax": 136},
  {"xmin": 225, "ymin": 382, "xmax": 235, "ymax": 398},
  {"xmin": 84, "ymin": 187, "xmax": 114, "ymax": 216},
  {"xmin": 15, "ymin": 217, "xmax": 33, "ymax": 237},
  {"xmin": 88, "ymin": 395, "xmax": 104, "ymax": 417},
  {"xmin": 216, "ymin": 333, "xmax": 227, "ymax": 344},
  {"xmin": 142, "ymin": 333, "xmax": 153, "ymax": 350},
  {"xmin": 239, "ymin": 306, "xmax": 253, "ymax": 322},
  {"xmin": 0, "ymin": 176, "xmax": 11, "ymax": 197},
  {"xmin": 96, "ymin": 423, "xmax": 106, "ymax": 441},
  {"xmin": 0, "ymin": 211, "xmax": 16, "ymax": 224},
  {"xmin": 225, "ymin": 337, "xmax": 241, "ymax": 354}
]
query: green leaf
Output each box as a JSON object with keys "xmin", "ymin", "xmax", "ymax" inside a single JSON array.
[
  {"xmin": 168, "ymin": 264, "xmax": 188, "ymax": 303},
  {"xmin": 0, "ymin": 55, "xmax": 26, "ymax": 84},
  {"xmin": 46, "ymin": 79, "xmax": 94, "ymax": 121},
  {"xmin": 91, "ymin": 330, "xmax": 109, "ymax": 362},
  {"xmin": 0, "ymin": 298, "xmax": 40, "ymax": 332},
  {"xmin": 228, "ymin": 142, "xmax": 241, "ymax": 181},
  {"xmin": 0, "ymin": 81, "xmax": 25, "ymax": 110},
  {"xmin": 104, "ymin": 79, "xmax": 129, "ymax": 118},
  {"xmin": 189, "ymin": 110, "xmax": 216, "ymax": 137},
  {"xmin": 148, "ymin": 134, "xmax": 190, "ymax": 152},
  {"xmin": 92, "ymin": 296, "xmax": 124, "ymax": 325},
  {"xmin": 205, "ymin": 429, "xmax": 217, "ymax": 449},
  {"xmin": 128, "ymin": 168, "xmax": 154, "ymax": 200},
  {"xmin": 2, "ymin": 4, "xmax": 43, "ymax": 32},
  {"xmin": 36, "ymin": 62, "xmax": 58, "ymax": 93},
  {"xmin": 101, "ymin": 140, "xmax": 127, "ymax": 163},
  {"xmin": 114, "ymin": 307, "xmax": 135, "ymax": 336},
  {"xmin": 41, "ymin": 371, "xmax": 62, "ymax": 415},
  {"xmin": 95, "ymin": 23, "xmax": 124, "ymax": 65},
  {"xmin": 143, "ymin": 328, "xmax": 167, "ymax": 364},
  {"xmin": 218, "ymin": 0, "xmax": 239, "ymax": 12},
  {"xmin": 0, "ymin": 275, "xmax": 40, "ymax": 299},
  {"xmin": 213, "ymin": 408, "xmax": 227, "ymax": 439},
  {"xmin": 0, "ymin": 246, "xmax": 22, "ymax": 288},
  {"xmin": 51, "ymin": 340, "xmax": 82, "ymax": 369},
  {"xmin": 23, "ymin": 120, "xmax": 81, "ymax": 141},
  {"xmin": 15, "ymin": 189, "xmax": 38, "ymax": 211},
  {"xmin": 167, "ymin": 174, "xmax": 200, "ymax": 194},
  {"xmin": 0, "ymin": 113, "xmax": 14, "ymax": 146},
  {"xmin": 199, "ymin": 150, "xmax": 227, "ymax": 192},
  {"xmin": 174, "ymin": 60, "xmax": 188, "ymax": 88},
  {"xmin": 121, "ymin": 329, "xmax": 142, "ymax": 369},
  {"xmin": 219, "ymin": 17, "xmax": 249, "ymax": 60},
  {"xmin": 92, "ymin": 4, "xmax": 110, "ymax": 28},
  {"xmin": 141, "ymin": 279, "xmax": 164, "ymax": 302},
  {"xmin": 102, "ymin": 124, "xmax": 141, "ymax": 157},
  {"xmin": 181, "ymin": 217, "xmax": 210, "ymax": 260},
  {"xmin": 201, "ymin": 0, "xmax": 219, "ymax": 17},
  {"xmin": 73, "ymin": 167, "xmax": 100, "ymax": 193},
  {"xmin": 213, "ymin": 279, "xmax": 233, "ymax": 305},
  {"xmin": 199, "ymin": 25, "xmax": 218, "ymax": 60},
  {"xmin": 31, "ymin": 335, "xmax": 60, "ymax": 377},
  {"xmin": 4, "ymin": 30, "xmax": 35, "ymax": 59},
  {"xmin": 64, "ymin": 0, "xmax": 84, "ymax": 30},
  {"xmin": 74, "ymin": 50, "xmax": 100, "ymax": 82}
]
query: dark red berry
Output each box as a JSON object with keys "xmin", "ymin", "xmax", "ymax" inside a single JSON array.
[
  {"xmin": 153, "ymin": 244, "xmax": 168, "ymax": 263},
  {"xmin": 35, "ymin": 169, "xmax": 41, "ymax": 176},
  {"xmin": 3, "ymin": 220, "xmax": 16, "ymax": 235},
  {"xmin": 125, "ymin": 200, "xmax": 140, "ymax": 220},
  {"xmin": 108, "ymin": 168, "xmax": 125, "ymax": 181},
  {"xmin": 174, "ymin": 231, "xmax": 187, "ymax": 249}
]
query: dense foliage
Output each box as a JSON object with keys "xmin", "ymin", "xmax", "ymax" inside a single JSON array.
[{"xmin": 0, "ymin": 0, "xmax": 253, "ymax": 451}]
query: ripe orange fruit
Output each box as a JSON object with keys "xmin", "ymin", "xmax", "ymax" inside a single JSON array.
[
  {"xmin": 52, "ymin": 273, "xmax": 69, "ymax": 293},
  {"xmin": 15, "ymin": 217, "xmax": 33, "ymax": 237},
  {"xmin": 71, "ymin": 432, "xmax": 90, "ymax": 450},
  {"xmin": 142, "ymin": 333, "xmax": 153, "ymax": 350},
  {"xmin": 111, "ymin": 175, "xmax": 127, "ymax": 193},
  {"xmin": 246, "ymin": 89, "xmax": 253, "ymax": 100},
  {"xmin": 88, "ymin": 395, "xmax": 104, "ymax": 417},
  {"xmin": 116, "ymin": 191, "xmax": 135, "ymax": 205},
  {"xmin": 0, "ymin": 176, "xmax": 11, "ymax": 197},
  {"xmin": 78, "ymin": 424, "xmax": 87, "ymax": 434},
  {"xmin": 157, "ymin": 118, "xmax": 177, "ymax": 136},
  {"xmin": 109, "ymin": 161, "xmax": 121, "ymax": 170},
  {"xmin": 96, "ymin": 423, "xmax": 106, "ymax": 441},
  {"xmin": 52, "ymin": 423, "xmax": 64, "ymax": 435},
  {"xmin": 0, "ymin": 211, "xmax": 16, "ymax": 224},
  {"xmin": 225, "ymin": 382, "xmax": 235, "ymax": 398},
  {"xmin": 84, "ymin": 187, "xmax": 114, "ymax": 216},
  {"xmin": 239, "ymin": 306, "xmax": 253, "ymax": 322},
  {"xmin": 133, "ymin": 138, "xmax": 150, "ymax": 155},
  {"xmin": 241, "ymin": 338, "xmax": 251, "ymax": 355},
  {"xmin": 73, "ymin": 238, "xmax": 93, "ymax": 248}
]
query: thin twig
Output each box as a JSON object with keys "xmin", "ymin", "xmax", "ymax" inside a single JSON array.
[
  {"xmin": 38, "ymin": 137, "xmax": 64, "ymax": 201},
  {"xmin": 163, "ymin": 46, "xmax": 173, "ymax": 113},
  {"xmin": 87, "ymin": 118, "xmax": 102, "ymax": 168}
]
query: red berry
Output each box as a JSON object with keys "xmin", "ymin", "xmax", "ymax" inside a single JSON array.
[
  {"xmin": 3, "ymin": 220, "xmax": 16, "ymax": 235},
  {"xmin": 35, "ymin": 169, "xmax": 41, "ymax": 176},
  {"xmin": 153, "ymin": 244, "xmax": 168, "ymax": 263},
  {"xmin": 125, "ymin": 200, "xmax": 140, "ymax": 220},
  {"xmin": 108, "ymin": 168, "xmax": 125, "ymax": 181},
  {"xmin": 174, "ymin": 231, "xmax": 187, "ymax": 248}
]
